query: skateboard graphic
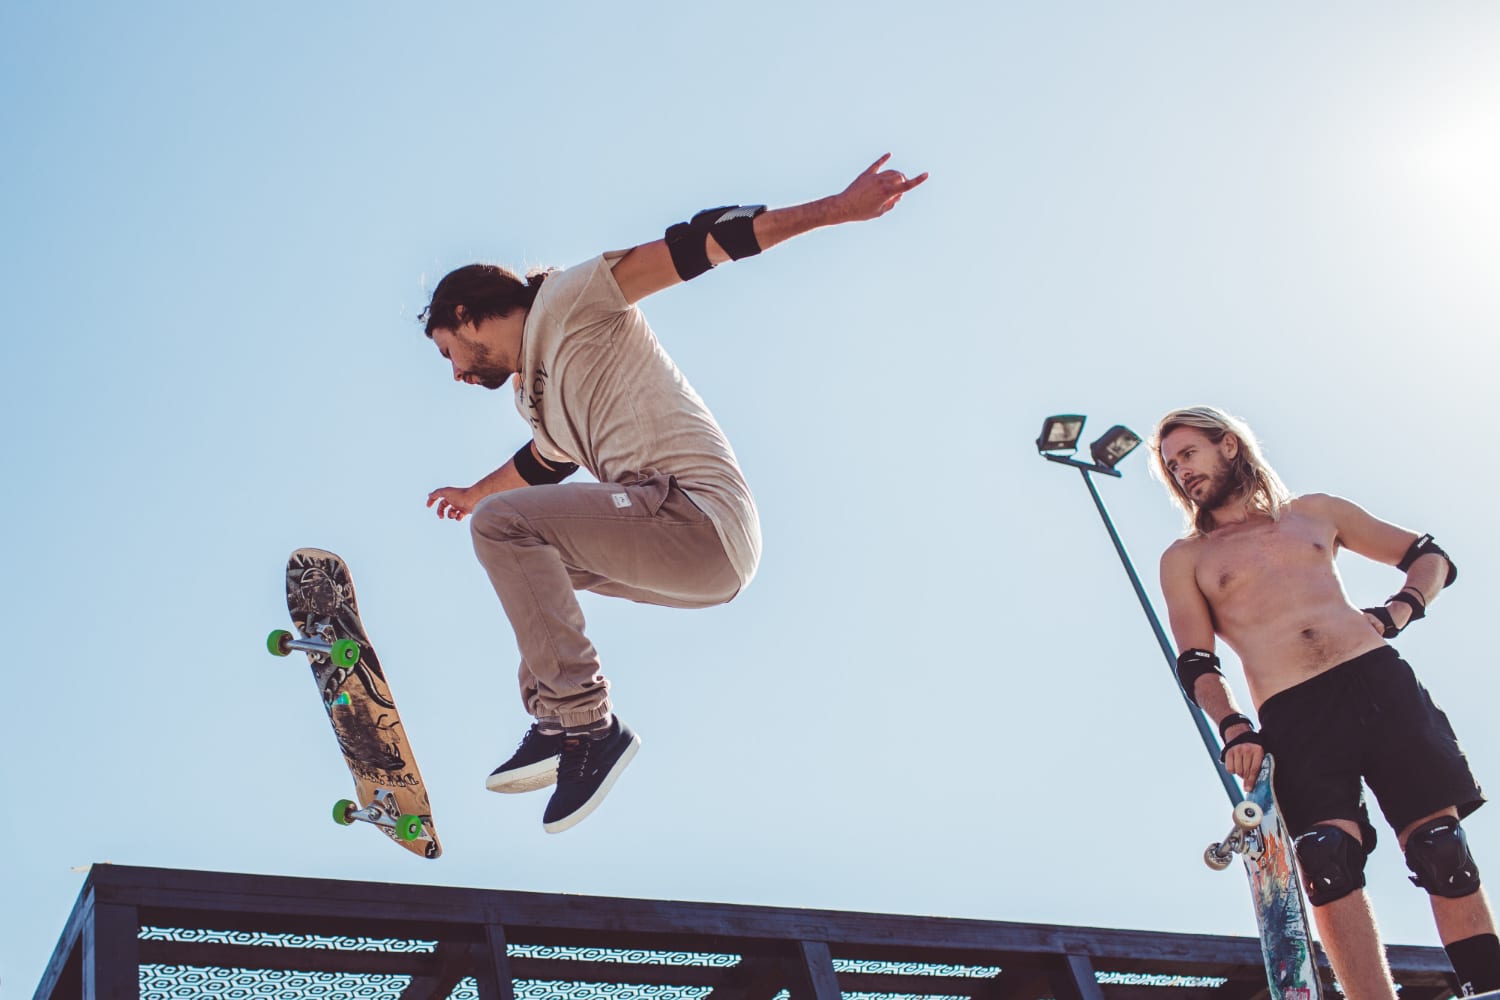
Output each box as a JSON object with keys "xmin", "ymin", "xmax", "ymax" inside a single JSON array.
[
  {"xmin": 267, "ymin": 548, "xmax": 441, "ymax": 859},
  {"xmin": 1204, "ymin": 755, "xmax": 1321, "ymax": 997}
]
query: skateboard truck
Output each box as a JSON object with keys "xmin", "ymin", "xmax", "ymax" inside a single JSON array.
[
  {"xmin": 266, "ymin": 627, "xmax": 361, "ymax": 669},
  {"xmin": 1205, "ymin": 799, "xmax": 1266, "ymax": 870},
  {"xmin": 333, "ymin": 788, "xmax": 429, "ymax": 843}
]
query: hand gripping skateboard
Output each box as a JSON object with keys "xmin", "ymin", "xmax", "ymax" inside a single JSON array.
[
  {"xmin": 1205, "ymin": 755, "xmax": 1320, "ymax": 997},
  {"xmin": 267, "ymin": 548, "xmax": 442, "ymax": 859}
]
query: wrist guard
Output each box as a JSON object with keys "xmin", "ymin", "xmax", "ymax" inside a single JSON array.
[
  {"xmin": 513, "ymin": 443, "xmax": 579, "ymax": 486},
  {"xmin": 1398, "ymin": 534, "xmax": 1458, "ymax": 588},
  {"xmin": 665, "ymin": 205, "xmax": 766, "ymax": 281},
  {"xmin": 1218, "ymin": 712, "xmax": 1253, "ymax": 742},
  {"xmin": 1175, "ymin": 648, "xmax": 1223, "ymax": 706},
  {"xmin": 1388, "ymin": 587, "xmax": 1426, "ymax": 623},
  {"xmin": 1364, "ymin": 604, "xmax": 1401, "ymax": 639},
  {"xmin": 1220, "ymin": 728, "xmax": 1266, "ymax": 763}
]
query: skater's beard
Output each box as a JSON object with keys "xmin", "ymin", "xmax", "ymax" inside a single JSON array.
[
  {"xmin": 463, "ymin": 341, "xmax": 513, "ymax": 390},
  {"xmin": 1189, "ymin": 457, "xmax": 1241, "ymax": 513}
]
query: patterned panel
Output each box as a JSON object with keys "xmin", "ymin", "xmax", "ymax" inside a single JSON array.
[
  {"xmin": 514, "ymin": 984, "xmax": 713, "ymax": 999},
  {"xmin": 139, "ymin": 926, "xmax": 437, "ymax": 952},
  {"xmin": 831, "ymin": 959, "xmax": 1001, "ymax": 978},
  {"xmin": 1096, "ymin": 971, "xmax": 1231, "ymax": 988},
  {"xmin": 506, "ymin": 944, "xmax": 740, "ymax": 967},
  {"xmin": 140, "ymin": 966, "xmax": 410, "ymax": 998}
]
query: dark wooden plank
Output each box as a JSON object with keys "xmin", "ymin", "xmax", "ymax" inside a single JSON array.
[
  {"xmin": 1049, "ymin": 952, "xmax": 1105, "ymax": 1000},
  {"xmin": 787, "ymin": 941, "xmax": 839, "ymax": 1000},
  {"xmin": 32, "ymin": 879, "xmax": 96, "ymax": 1000},
  {"xmin": 82, "ymin": 901, "xmax": 138, "ymax": 1000},
  {"xmin": 472, "ymin": 923, "xmax": 515, "ymax": 1000}
]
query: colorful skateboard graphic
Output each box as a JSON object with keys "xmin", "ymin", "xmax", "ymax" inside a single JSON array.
[
  {"xmin": 1205, "ymin": 756, "xmax": 1321, "ymax": 997},
  {"xmin": 268, "ymin": 548, "xmax": 441, "ymax": 860}
]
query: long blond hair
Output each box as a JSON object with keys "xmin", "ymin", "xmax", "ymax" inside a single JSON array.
[{"xmin": 1148, "ymin": 406, "xmax": 1293, "ymax": 537}]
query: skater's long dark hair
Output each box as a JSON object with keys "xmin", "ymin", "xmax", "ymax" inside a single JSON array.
[{"xmin": 420, "ymin": 263, "xmax": 552, "ymax": 336}]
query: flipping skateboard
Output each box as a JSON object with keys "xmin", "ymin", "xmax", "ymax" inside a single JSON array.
[
  {"xmin": 1205, "ymin": 755, "xmax": 1322, "ymax": 997},
  {"xmin": 267, "ymin": 548, "xmax": 441, "ymax": 859}
]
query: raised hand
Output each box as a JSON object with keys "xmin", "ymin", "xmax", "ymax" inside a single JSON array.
[{"xmin": 835, "ymin": 153, "xmax": 929, "ymax": 222}]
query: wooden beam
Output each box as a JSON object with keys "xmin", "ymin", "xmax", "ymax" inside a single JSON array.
[
  {"xmin": 82, "ymin": 900, "xmax": 139, "ymax": 1000},
  {"xmin": 790, "ymin": 941, "xmax": 840, "ymax": 1000},
  {"xmin": 1048, "ymin": 952, "xmax": 1105, "ymax": 1000},
  {"xmin": 472, "ymin": 922, "xmax": 515, "ymax": 1000},
  {"xmin": 32, "ymin": 878, "xmax": 95, "ymax": 1000}
]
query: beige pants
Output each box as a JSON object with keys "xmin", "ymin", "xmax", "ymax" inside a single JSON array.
[{"xmin": 469, "ymin": 475, "xmax": 740, "ymax": 728}]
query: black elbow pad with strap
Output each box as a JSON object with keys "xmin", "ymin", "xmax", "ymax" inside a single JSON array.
[
  {"xmin": 665, "ymin": 205, "xmax": 766, "ymax": 281},
  {"xmin": 1398, "ymin": 534, "xmax": 1458, "ymax": 588},
  {"xmin": 1175, "ymin": 648, "xmax": 1223, "ymax": 706}
]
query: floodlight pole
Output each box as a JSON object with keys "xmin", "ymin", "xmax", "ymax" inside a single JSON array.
[{"xmin": 1044, "ymin": 454, "xmax": 1242, "ymax": 804}]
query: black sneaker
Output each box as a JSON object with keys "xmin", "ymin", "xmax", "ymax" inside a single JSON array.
[
  {"xmin": 485, "ymin": 723, "xmax": 564, "ymax": 794},
  {"xmin": 542, "ymin": 716, "xmax": 641, "ymax": 834}
]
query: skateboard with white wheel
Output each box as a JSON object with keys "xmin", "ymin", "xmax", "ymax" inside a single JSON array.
[
  {"xmin": 268, "ymin": 547, "xmax": 441, "ymax": 859},
  {"xmin": 1203, "ymin": 754, "xmax": 1319, "ymax": 996}
]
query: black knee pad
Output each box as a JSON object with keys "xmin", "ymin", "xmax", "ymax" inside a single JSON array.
[
  {"xmin": 1295, "ymin": 825, "xmax": 1368, "ymax": 906},
  {"xmin": 1405, "ymin": 817, "xmax": 1482, "ymax": 899}
]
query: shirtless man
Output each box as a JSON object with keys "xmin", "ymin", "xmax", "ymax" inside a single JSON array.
[
  {"xmin": 1153, "ymin": 406, "xmax": 1499, "ymax": 997},
  {"xmin": 419, "ymin": 155, "xmax": 926, "ymax": 834}
]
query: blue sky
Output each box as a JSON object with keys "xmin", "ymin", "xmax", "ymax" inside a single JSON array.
[{"xmin": 6, "ymin": 1, "xmax": 1500, "ymax": 991}]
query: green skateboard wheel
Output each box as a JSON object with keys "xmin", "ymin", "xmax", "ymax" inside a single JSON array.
[
  {"xmin": 266, "ymin": 629, "xmax": 293, "ymax": 657},
  {"xmin": 329, "ymin": 639, "xmax": 360, "ymax": 669},
  {"xmin": 333, "ymin": 799, "xmax": 356, "ymax": 826},
  {"xmin": 395, "ymin": 814, "xmax": 423, "ymax": 842}
]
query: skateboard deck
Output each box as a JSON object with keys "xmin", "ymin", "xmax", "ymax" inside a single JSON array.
[
  {"xmin": 269, "ymin": 548, "xmax": 441, "ymax": 859},
  {"xmin": 1207, "ymin": 755, "xmax": 1322, "ymax": 997}
]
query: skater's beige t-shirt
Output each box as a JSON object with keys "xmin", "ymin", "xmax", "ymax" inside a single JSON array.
[{"xmin": 514, "ymin": 252, "xmax": 761, "ymax": 587}]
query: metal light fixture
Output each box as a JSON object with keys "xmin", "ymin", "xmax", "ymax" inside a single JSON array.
[
  {"xmin": 1089, "ymin": 425, "xmax": 1142, "ymax": 470},
  {"xmin": 1035, "ymin": 414, "xmax": 1086, "ymax": 455}
]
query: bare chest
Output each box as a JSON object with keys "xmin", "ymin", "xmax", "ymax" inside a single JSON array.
[{"xmin": 1194, "ymin": 514, "xmax": 1339, "ymax": 606}]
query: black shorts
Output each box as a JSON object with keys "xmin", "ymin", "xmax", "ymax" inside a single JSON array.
[{"xmin": 1258, "ymin": 645, "xmax": 1484, "ymax": 852}]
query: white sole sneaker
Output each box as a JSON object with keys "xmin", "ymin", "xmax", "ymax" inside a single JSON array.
[
  {"xmin": 542, "ymin": 732, "xmax": 641, "ymax": 834},
  {"xmin": 484, "ymin": 756, "xmax": 560, "ymax": 794}
]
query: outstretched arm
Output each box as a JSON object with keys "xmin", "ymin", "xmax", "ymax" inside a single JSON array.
[{"xmin": 610, "ymin": 153, "xmax": 928, "ymax": 304}]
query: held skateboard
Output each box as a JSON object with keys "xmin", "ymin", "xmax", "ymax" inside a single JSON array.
[
  {"xmin": 267, "ymin": 548, "xmax": 441, "ymax": 859},
  {"xmin": 1204, "ymin": 755, "xmax": 1322, "ymax": 997}
]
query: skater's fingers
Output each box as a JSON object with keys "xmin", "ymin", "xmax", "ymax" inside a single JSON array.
[{"xmin": 863, "ymin": 152, "xmax": 892, "ymax": 176}]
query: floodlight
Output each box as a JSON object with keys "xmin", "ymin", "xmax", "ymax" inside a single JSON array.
[
  {"xmin": 1036, "ymin": 414, "xmax": 1086, "ymax": 455},
  {"xmin": 1089, "ymin": 425, "xmax": 1141, "ymax": 470}
]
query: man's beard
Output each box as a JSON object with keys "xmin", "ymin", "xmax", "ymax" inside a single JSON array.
[
  {"xmin": 1193, "ymin": 459, "xmax": 1240, "ymax": 512},
  {"xmin": 467, "ymin": 341, "xmax": 512, "ymax": 390}
]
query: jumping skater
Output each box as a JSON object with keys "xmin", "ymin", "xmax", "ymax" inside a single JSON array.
[
  {"xmin": 1153, "ymin": 405, "xmax": 1498, "ymax": 997},
  {"xmin": 421, "ymin": 154, "xmax": 927, "ymax": 833}
]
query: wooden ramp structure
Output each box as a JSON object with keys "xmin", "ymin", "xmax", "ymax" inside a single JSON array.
[{"xmin": 34, "ymin": 863, "xmax": 1465, "ymax": 999}]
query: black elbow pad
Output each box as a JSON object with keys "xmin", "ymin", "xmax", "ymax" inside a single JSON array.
[
  {"xmin": 1398, "ymin": 534, "xmax": 1457, "ymax": 588},
  {"xmin": 1175, "ymin": 648, "xmax": 1223, "ymax": 706}
]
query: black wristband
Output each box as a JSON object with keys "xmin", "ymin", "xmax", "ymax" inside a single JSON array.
[
  {"xmin": 1218, "ymin": 713, "xmax": 1253, "ymax": 742},
  {"xmin": 1219, "ymin": 729, "xmax": 1265, "ymax": 763},
  {"xmin": 1364, "ymin": 604, "xmax": 1400, "ymax": 639},
  {"xmin": 1388, "ymin": 588, "xmax": 1426, "ymax": 622}
]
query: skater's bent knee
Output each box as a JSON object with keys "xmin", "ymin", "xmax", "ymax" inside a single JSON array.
[{"xmin": 1295, "ymin": 824, "xmax": 1368, "ymax": 906}]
